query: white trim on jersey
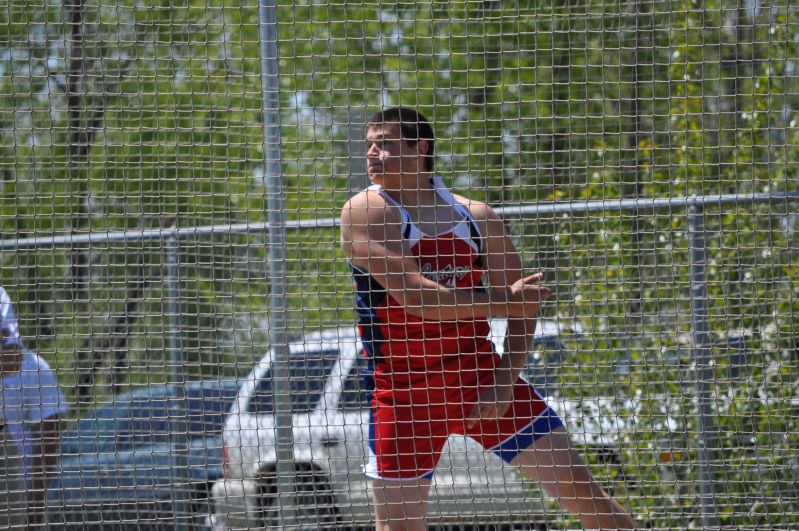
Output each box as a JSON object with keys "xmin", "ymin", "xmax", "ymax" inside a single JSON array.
[{"xmin": 367, "ymin": 177, "xmax": 482, "ymax": 252}]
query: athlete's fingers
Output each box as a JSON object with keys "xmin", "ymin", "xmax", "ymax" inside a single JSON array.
[
  {"xmin": 466, "ymin": 406, "xmax": 481, "ymax": 428},
  {"xmin": 494, "ymin": 401, "xmax": 511, "ymax": 419},
  {"xmin": 535, "ymin": 287, "xmax": 553, "ymax": 305},
  {"xmin": 467, "ymin": 402, "xmax": 496, "ymax": 428},
  {"xmin": 483, "ymin": 400, "xmax": 510, "ymax": 422},
  {"xmin": 479, "ymin": 403, "xmax": 500, "ymax": 424},
  {"xmin": 520, "ymin": 272, "xmax": 544, "ymax": 284},
  {"xmin": 511, "ymin": 272, "xmax": 543, "ymax": 290},
  {"xmin": 522, "ymin": 280, "xmax": 551, "ymax": 303},
  {"xmin": 519, "ymin": 273, "xmax": 553, "ymax": 303}
]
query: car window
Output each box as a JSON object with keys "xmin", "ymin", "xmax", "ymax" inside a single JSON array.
[
  {"xmin": 60, "ymin": 380, "xmax": 242, "ymax": 456},
  {"xmin": 338, "ymin": 355, "xmax": 372, "ymax": 411},
  {"xmin": 247, "ymin": 348, "xmax": 340, "ymax": 414}
]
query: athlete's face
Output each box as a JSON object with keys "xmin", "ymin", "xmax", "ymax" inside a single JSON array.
[{"xmin": 365, "ymin": 123, "xmax": 427, "ymax": 186}]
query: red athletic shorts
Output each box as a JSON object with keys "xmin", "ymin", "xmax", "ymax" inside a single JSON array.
[{"xmin": 364, "ymin": 354, "xmax": 563, "ymax": 481}]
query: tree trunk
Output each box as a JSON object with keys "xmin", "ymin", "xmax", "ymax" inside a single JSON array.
[
  {"xmin": 622, "ymin": 0, "xmax": 654, "ymax": 319},
  {"xmin": 64, "ymin": 0, "xmax": 137, "ymax": 402},
  {"xmin": 78, "ymin": 253, "xmax": 153, "ymax": 397}
]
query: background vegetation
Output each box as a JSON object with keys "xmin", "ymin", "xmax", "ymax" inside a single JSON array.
[{"xmin": 1, "ymin": 0, "xmax": 798, "ymax": 527}]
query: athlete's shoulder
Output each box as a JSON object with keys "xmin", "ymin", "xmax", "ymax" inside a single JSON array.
[
  {"xmin": 342, "ymin": 188, "xmax": 386, "ymax": 210},
  {"xmin": 341, "ymin": 189, "xmax": 402, "ymax": 227},
  {"xmin": 451, "ymin": 194, "xmax": 501, "ymax": 222}
]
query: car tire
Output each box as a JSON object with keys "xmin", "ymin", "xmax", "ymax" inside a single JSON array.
[{"xmin": 257, "ymin": 465, "xmax": 340, "ymax": 530}]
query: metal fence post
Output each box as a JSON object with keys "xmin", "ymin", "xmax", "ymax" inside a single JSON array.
[
  {"xmin": 258, "ymin": 0, "xmax": 296, "ymax": 526},
  {"xmin": 686, "ymin": 205, "xmax": 721, "ymax": 530},
  {"xmin": 167, "ymin": 235, "xmax": 191, "ymax": 531}
]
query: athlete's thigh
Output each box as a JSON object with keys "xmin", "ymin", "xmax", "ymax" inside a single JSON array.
[
  {"xmin": 511, "ymin": 427, "xmax": 598, "ymax": 494},
  {"xmin": 511, "ymin": 428, "xmax": 637, "ymax": 529}
]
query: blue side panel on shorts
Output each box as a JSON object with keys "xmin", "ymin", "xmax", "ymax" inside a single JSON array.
[{"xmin": 491, "ymin": 407, "xmax": 564, "ymax": 464}]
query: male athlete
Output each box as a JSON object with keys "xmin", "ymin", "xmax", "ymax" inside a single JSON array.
[{"xmin": 340, "ymin": 107, "xmax": 636, "ymax": 530}]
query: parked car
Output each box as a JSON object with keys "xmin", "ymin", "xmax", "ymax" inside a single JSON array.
[
  {"xmin": 46, "ymin": 378, "xmax": 241, "ymax": 530},
  {"xmin": 211, "ymin": 320, "xmax": 585, "ymax": 530}
]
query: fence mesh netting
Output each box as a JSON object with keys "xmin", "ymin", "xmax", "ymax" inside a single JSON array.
[{"xmin": 1, "ymin": 0, "xmax": 798, "ymax": 529}]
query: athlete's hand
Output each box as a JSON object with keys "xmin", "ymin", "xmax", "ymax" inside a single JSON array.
[
  {"xmin": 506, "ymin": 272, "xmax": 552, "ymax": 318},
  {"xmin": 466, "ymin": 366, "xmax": 516, "ymax": 429}
]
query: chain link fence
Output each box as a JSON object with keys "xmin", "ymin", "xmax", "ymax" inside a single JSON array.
[{"xmin": 2, "ymin": 0, "xmax": 799, "ymax": 529}]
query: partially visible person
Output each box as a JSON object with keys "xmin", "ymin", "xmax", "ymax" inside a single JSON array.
[
  {"xmin": 2, "ymin": 347, "xmax": 68, "ymax": 527},
  {"xmin": 0, "ymin": 285, "xmax": 28, "ymax": 527},
  {"xmin": 0, "ymin": 288, "xmax": 67, "ymax": 526}
]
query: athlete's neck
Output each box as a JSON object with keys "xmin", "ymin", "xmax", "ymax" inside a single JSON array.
[{"xmin": 377, "ymin": 173, "xmax": 439, "ymax": 208}]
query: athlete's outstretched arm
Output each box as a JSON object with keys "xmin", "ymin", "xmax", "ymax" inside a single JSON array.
[
  {"xmin": 463, "ymin": 200, "xmax": 551, "ymax": 426},
  {"xmin": 340, "ymin": 191, "xmax": 542, "ymax": 321}
]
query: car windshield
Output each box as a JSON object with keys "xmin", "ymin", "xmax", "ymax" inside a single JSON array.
[{"xmin": 247, "ymin": 347, "xmax": 340, "ymax": 414}]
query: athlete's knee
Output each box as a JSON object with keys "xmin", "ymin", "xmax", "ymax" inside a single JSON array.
[
  {"xmin": 372, "ymin": 489, "xmax": 428, "ymax": 531},
  {"xmin": 371, "ymin": 478, "xmax": 431, "ymax": 519}
]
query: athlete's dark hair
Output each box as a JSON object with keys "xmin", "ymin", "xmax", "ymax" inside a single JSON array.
[{"xmin": 367, "ymin": 107, "xmax": 435, "ymax": 172}]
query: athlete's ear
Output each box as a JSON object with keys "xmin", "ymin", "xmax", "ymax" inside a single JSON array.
[{"xmin": 417, "ymin": 139, "xmax": 430, "ymax": 159}]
